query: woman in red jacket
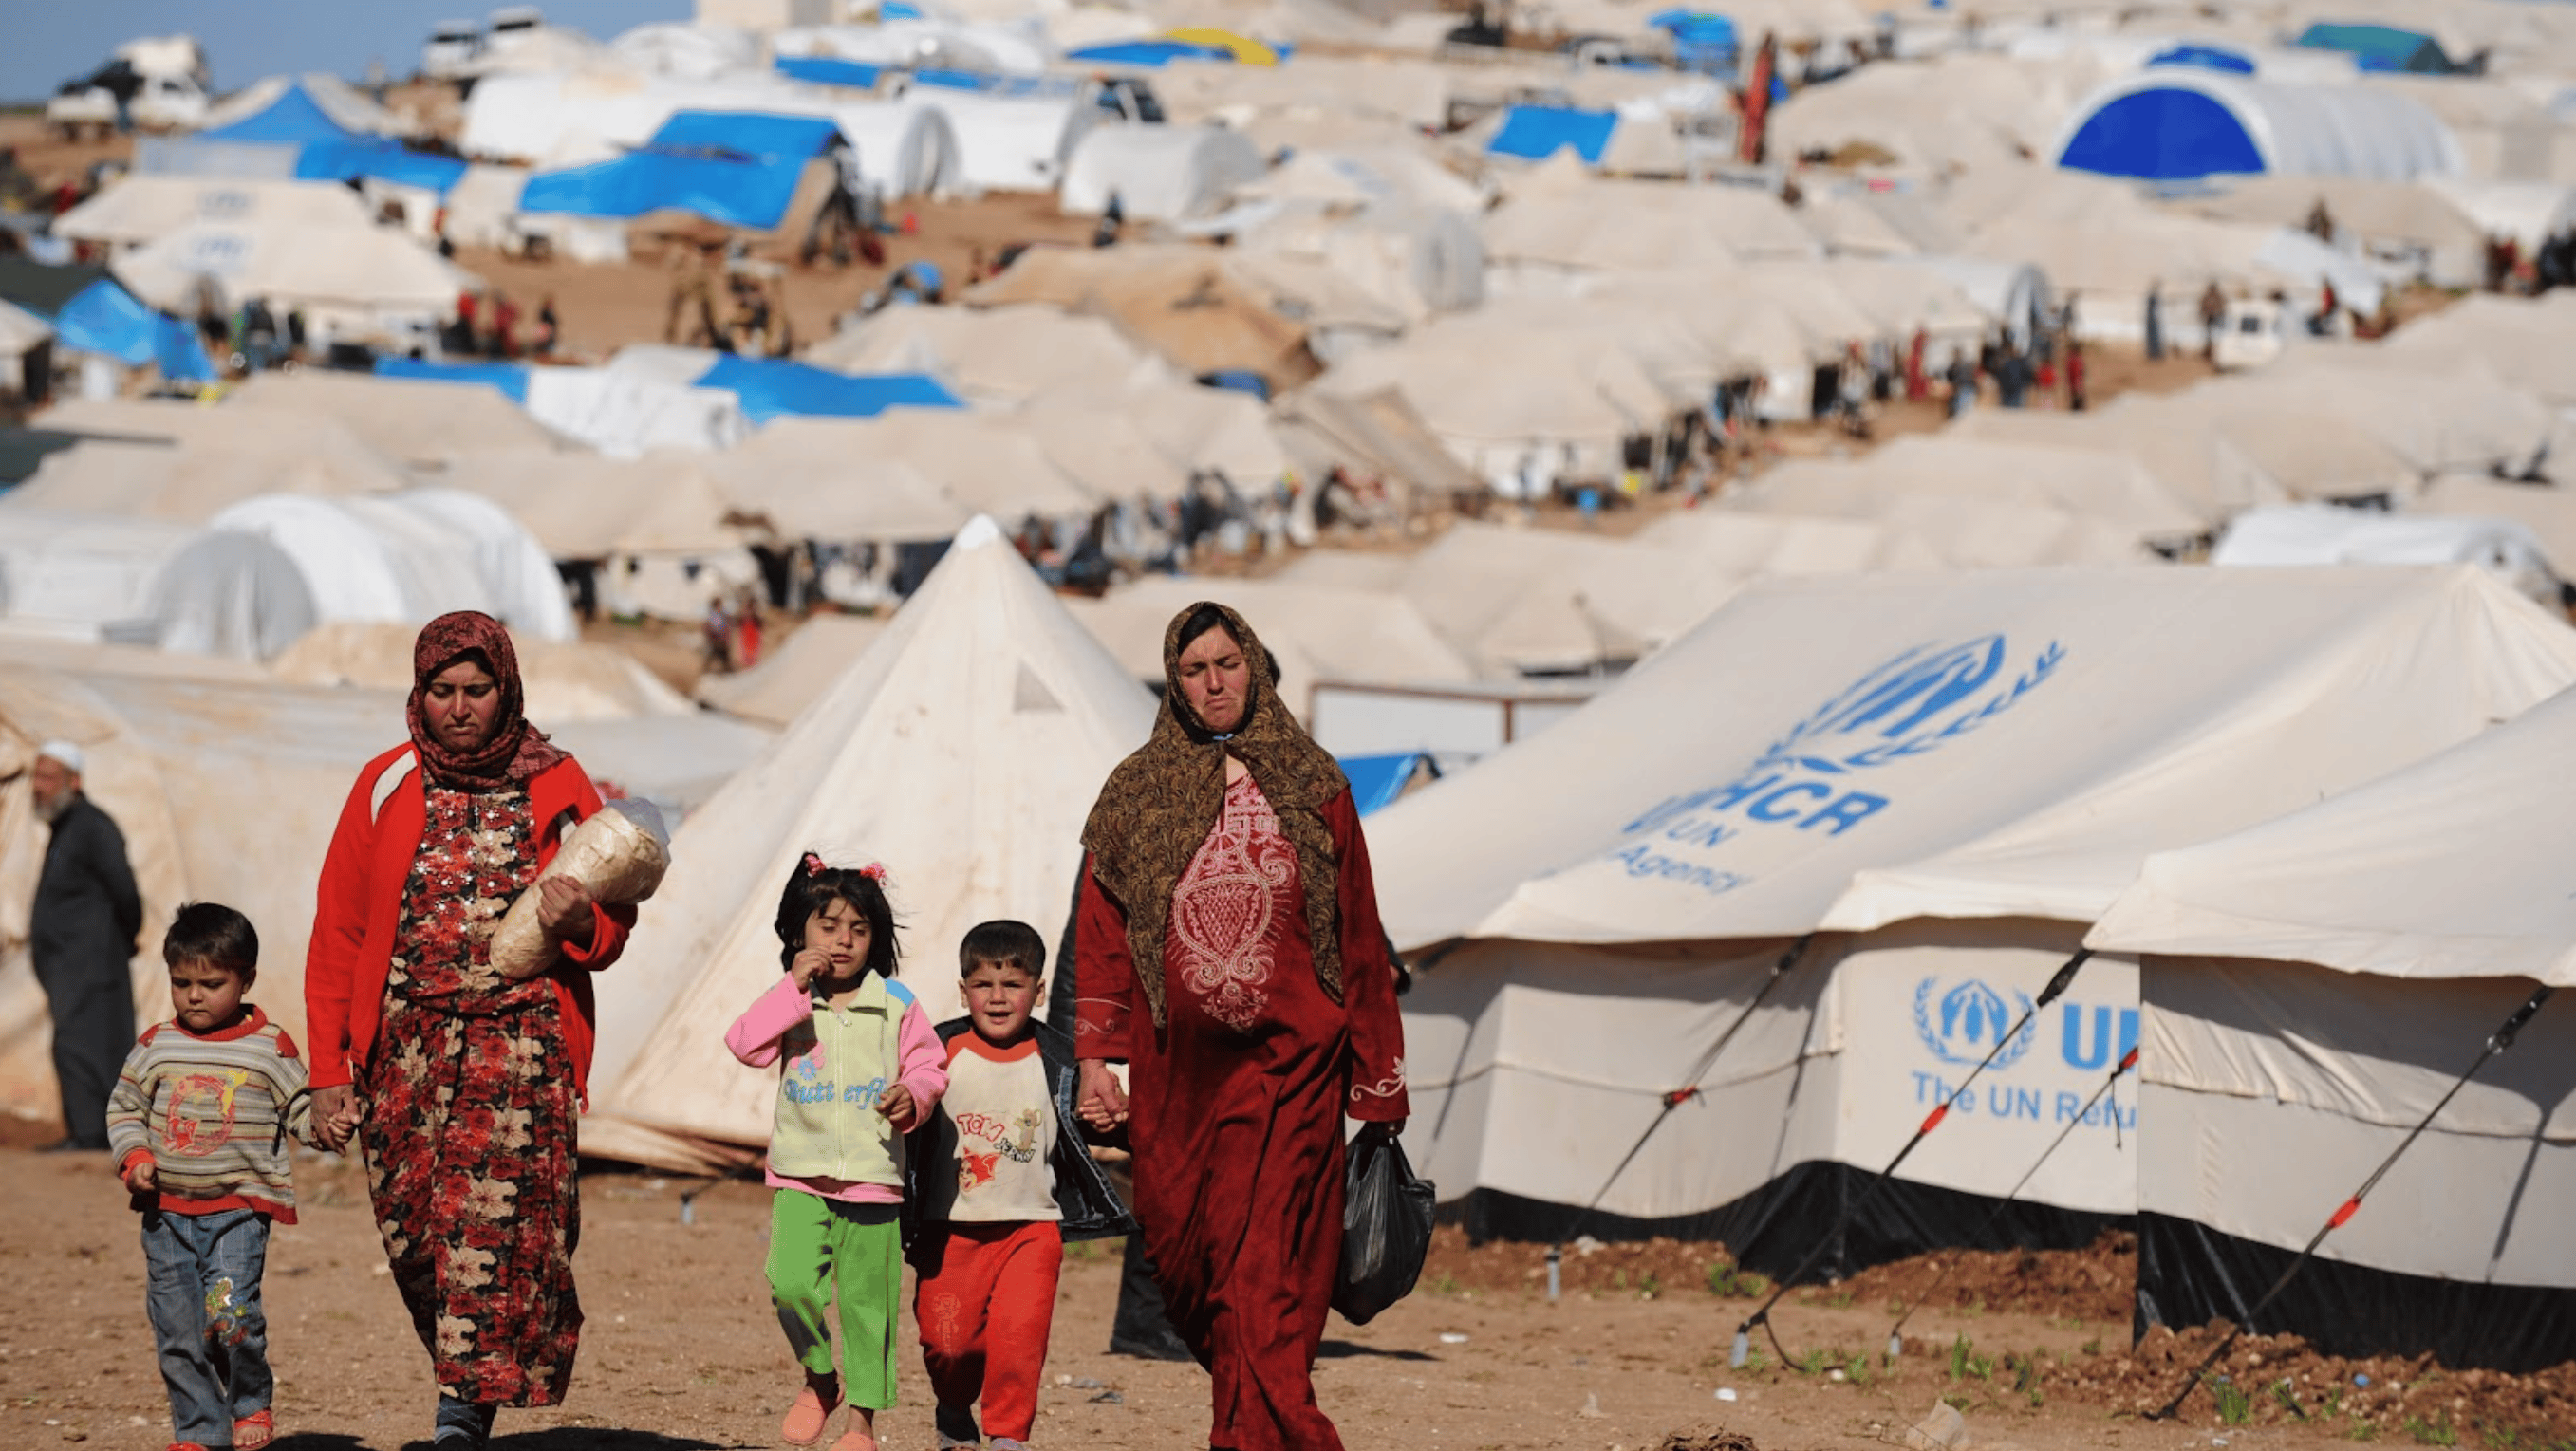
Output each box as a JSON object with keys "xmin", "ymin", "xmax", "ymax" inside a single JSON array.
[{"xmin": 305, "ymin": 611, "xmax": 632, "ymax": 1451}]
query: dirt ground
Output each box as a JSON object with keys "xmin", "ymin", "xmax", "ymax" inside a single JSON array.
[{"xmin": 6, "ymin": 1145, "xmax": 2568, "ymax": 1451}]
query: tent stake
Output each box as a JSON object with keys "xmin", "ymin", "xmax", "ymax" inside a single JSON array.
[{"xmin": 2148, "ymin": 983, "xmax": 2553, "ymax": 1422}]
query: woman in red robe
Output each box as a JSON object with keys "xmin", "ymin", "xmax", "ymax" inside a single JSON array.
[{"xmin": 1074, "ymin": 602, "xmax": 1409, "ymax": 1451}]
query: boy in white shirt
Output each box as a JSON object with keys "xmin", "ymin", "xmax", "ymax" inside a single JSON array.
[{"xmin": 905, "ymin": 921, "xmax": 1135, "ymax": 1451}]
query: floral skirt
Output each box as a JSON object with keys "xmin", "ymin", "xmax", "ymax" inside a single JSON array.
[{"xmin": 361, "ymin": 995, "xmax": 583, "ymax": 1407}]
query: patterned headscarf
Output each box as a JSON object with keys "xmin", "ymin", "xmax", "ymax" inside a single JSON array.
[
  {"xmin": 406, "ymin": 611, "xmax": 569, "ymax": 792},
  {"xmin": 1080, "ymin": 603, "xmax": 1349, "ymax": 1027}
]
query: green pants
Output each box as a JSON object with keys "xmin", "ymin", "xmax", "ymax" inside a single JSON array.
[{"xmin": 766, "ymin": 1190, "xmax": 904, "ymax": 1408}]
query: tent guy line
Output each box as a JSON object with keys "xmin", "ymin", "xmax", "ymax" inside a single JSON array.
[
  {"xmin": 1544, "ymin": 932, "xmax": 1816, "ymax": 1302},
  {"xmin": 1885, "ymin": 1042, "xmax": 2140, "ymax": 1360},
  {"xmin": 2147, "ymin": 982, "xmax": 2556, "ymax": 1421},
  {"xmin": 1732, "ymin": 948, "xmax": 2095, "ymax": 1370}
]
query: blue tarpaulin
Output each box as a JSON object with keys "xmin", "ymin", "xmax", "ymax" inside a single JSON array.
[
  {"xmin": 1198, "ymin": 369, "xmax": 1270, "ymax": 401},
  {"xmin": 1649, "ymin": 9, "xmax": 1737, "ymax": 45},
  {"xmin": 521, "ymin": 149, "xmax": 808, "ymax": 230},
  {"xmin": 47, "ymin": 279, "xmax": 214, "ymax": 380},
  {"xmin": 2057, "ymin": 84, "xmax": 2267, "ymax": 179},
  {"xmin": 372, "ymin": 354, "xmax": 532, "ymax": 403},
  {"xmin": 2147, "ymin": 42, "xmax": 2256, "ymax": 74},
  {"xmin": 649, "ymin": 110, "xmax": 843, "ymax": 159},
  {"xmin": 694, "ymin": 356, "xmax": 963, "ymax": 424},
  {"xmin": 1486, "ymin": 104, "xmax": 1620, "ymax": 162},
  {"xmin": 2292, "ymin": 22, "xmax": 2451, "ymax": 74},
  {"xmin": 200, "ymin": 82, "xmax": 363, "ymax": 145},
  {"xmin": 294, "ymin": 138, "xmax": 471, "ymax": 193},
  {"xmin": 1337, "ymin": 753, "xmax": 1425, "ymax": 817},
  {"xmin": 775, "ymin": 55, "xmax": 884, "ymax": 88},
  {"xmin": 1064, "ymin": 40, "xmax": 1233, "ymax": 65}
]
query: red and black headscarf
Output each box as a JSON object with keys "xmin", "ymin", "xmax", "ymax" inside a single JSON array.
[{"xmin": 406, "ymin": 610, "xmax": 569, "ymax": 791}]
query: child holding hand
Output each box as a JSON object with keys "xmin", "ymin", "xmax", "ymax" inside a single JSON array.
[
  {"xmin": 108, "ymin": 902, "xmax": 322, "ymax": 1451},
  {"xmin": 727, "ymin": 855, "xmax": 947, "ymax": 1451},
  {"xmin": 905, "ymin": 921, "xmax": 1135, "ymax": 1451}
]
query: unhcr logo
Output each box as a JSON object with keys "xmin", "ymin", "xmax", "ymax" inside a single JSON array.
[
  {"xmin": 1912, "ymin": 977, "xmax": 2038, "ymax": 1070},
  {"xmin": 1611, "ymin": 636, "xmax": 2064, "ymax": 895}
]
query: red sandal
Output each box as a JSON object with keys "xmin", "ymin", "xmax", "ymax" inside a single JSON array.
[{"xmin": 233, "ymin": 1411, "xmax": 276, "ymax": 1451}]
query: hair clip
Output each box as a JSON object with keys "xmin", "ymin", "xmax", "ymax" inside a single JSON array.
[
  {"xmin": 801, "ymin": 851, "xmax": 827, "ymax": 878},
  {"xmin": 858, "ymin": 862, "xmax": 887, "ymax": 883}
]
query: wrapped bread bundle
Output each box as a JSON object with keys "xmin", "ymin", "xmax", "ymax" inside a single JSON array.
[{"xmin": 491, "ymin": 799, "xmax": 671, "ymax": 980}]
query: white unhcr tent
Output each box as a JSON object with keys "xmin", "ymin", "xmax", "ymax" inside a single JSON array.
[
  {"xmin": 1366, "ymin": 567, "xmax": 2576, "ymax": 1269},
  {"xmin": 1059, "ymin": 123, "xmax": 1265, "ymax": 222},
  {"xmin": 582, "ymin": 519, "xmax": 1155, "ymax": 1171},
  {"xmin": 2087, "ymin": 686, "xmax": 2576, "ymax": 1369}
]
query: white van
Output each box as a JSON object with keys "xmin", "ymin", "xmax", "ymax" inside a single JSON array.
[{"xmin": 2212, "ymin": 296, "xmax": 2286, "ymax": 372}]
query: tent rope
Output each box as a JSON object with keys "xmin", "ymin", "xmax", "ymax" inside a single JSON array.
[
  {"xmin": 1885, "ymin": 1043, "xmax": 2138, "ymax": 1356},
  {"xmin": 1544, "ymin": 934, "xmax": 1816, "ymax": 1298},
  {"xmin": 1731, "ymin": 948, "xmax": 2095, "ymax": 1368},
  {"xmin": 2148, "ymin": 982, "xmax": 2554, "ymax": 1422}
]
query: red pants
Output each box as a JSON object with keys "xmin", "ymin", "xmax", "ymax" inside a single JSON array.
[{"xmin": 912, "ymin": 1220, "xmax": 1063, "ymax": 1442}]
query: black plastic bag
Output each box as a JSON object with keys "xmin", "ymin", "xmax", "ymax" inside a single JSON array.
[{"xmin": 1334, "ymin": 1128, "xmax": 1436, "ymax": 1325}]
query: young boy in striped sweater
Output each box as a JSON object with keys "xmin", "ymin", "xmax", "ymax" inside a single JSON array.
[{"xmin": 107, "ymin": 902, "xmax": 319, "ymax": 1451}]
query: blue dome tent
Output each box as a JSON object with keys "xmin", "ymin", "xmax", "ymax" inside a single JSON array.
[{"xmin": 2053, "ymin": 73, "xmax": 2460, "ymax": 182}]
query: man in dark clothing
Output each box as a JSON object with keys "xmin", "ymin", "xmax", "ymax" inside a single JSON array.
[{"xmin": 28, "ymin": 741, "xmax": 142, "ymax": 1152}]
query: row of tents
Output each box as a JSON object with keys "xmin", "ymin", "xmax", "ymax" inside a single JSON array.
[{"xmin": 4, "ymin": 512, "xmax": 2568, "ymax": 1367}]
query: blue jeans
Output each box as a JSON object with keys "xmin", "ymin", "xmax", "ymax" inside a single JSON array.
[{"xmin": 142, "ymin": 1206, "xmax": 272, "ymax": 1445}]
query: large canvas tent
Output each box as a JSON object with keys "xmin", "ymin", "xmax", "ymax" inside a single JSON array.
[
  {"xmin": 2052, "ymin": 73, "xmax": 2462, "ymax": 182},
  {"xmin": 2087, "ymin": 685, "xmax": 2576, "ymax": 1369},
  {"xmin": 0, "ymin": 656, "xmax": 770, "ymax": 1125},
  {"xmin": 1364, "ymin": 567, "xmax": 2576, "ymax": 1274},
  {"xmin": 582, "ymin": 520, "xmax": 1155, "ymax": 1171}
]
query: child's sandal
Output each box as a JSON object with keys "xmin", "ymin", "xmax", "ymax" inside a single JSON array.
[
  {"xmin": 782, "ymin": 1383, "xmax": 842, "ymax": 1447},
  {"xmin": 234, "ymin": 1410, "xmax": 276, "ymax": 1450}
]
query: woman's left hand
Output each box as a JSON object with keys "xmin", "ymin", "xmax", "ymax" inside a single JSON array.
[{"xmin": 536, "ymin": 877, "xmax": 597, "ymax": 946}]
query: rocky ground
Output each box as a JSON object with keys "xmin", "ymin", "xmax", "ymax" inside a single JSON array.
[{"xmin": 4, "ymin": 1145, "xmax": 2567, "ymax": 1451}]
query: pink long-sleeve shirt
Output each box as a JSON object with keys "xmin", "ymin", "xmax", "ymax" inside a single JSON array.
[{"xmin": 726, "ymin": 972, "xmax": 947, "ymax": 1205}]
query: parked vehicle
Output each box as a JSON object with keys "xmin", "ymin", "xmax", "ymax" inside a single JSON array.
[
  {"xmin": 46, "ymin": 64, "xmax": 208, "ymax": 138},
  {"xmin": 422, "ymin": 19, "xmax": 487, "ymax": 81}
]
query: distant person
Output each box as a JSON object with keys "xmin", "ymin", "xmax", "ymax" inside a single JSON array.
[
  {"xmin": 29, "ymin": 740, "xmax": 142, "ymax": 1153},
  {"xmin": 905, "ymin": 921, "xmax": 1134, "ymax": 1451},
  {"xmin": 726, "ymin": 858, "xmax": 947, "ymax": 1451},
  {"xmin": 489, "ymin": 292, "xmax": 520, "ymax": 360},
  {"xmin": 2199, "ymin": 282, "xmax": 2227, "ymax": 361},
  {"xmin": 110, "ymin": 902, "xmax": 326, "ymax": 1451},
  {"xmin": 534, "ymin": 296, "xmax": 560, "ymax": 356},
  {"xmin": 1997, "ymin": 344, "xmax": 2032, "ymax": 409},
  {"xmin": 1945, "ymin": 348, "xmax": 1977, "ymax": 419},
  {"xmin": 1903, "ymin": 326, "xmax": 1928, "ymax": 402},
  {"xmin": 2066, "ymin": 338, "xmax": 2088, "ymax": 412},
  {"xmin": 1092, "ymin": 192, "xmax": 1125, "ymax": 249},
  {"xmin": 2144, "ymin": 282, "xmax": 2165, "ymax": 362}
]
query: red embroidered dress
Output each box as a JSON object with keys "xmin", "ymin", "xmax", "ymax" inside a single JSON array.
[
  {"xmin": 361, "ymin": 784, "xmax": 582, "ymax": 1407},
  {"xmin": 1078, "ymin": 775, "xmax": 1409, "ymax": 1451}
]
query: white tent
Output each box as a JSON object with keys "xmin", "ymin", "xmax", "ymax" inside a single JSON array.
[
  {"xmin": 807, "ymin": 304, "xmax": 1171, "ymax": 404},
  {"xmin": 0, "ymin": 508, "xmax": 196, "ymax": 637},
  {"xmin": 908, "ymin": 88, "xmax": 1097, "ymax": 194},
  {"xmin": 1366, "ymin": 567, "xmax": 2576, "ymax": 1264},
  {"xmin": 2087, "ymin": 685, "xmax": 2576, "ymax": 1368},
  {"xmin": 2213, "ymin": 502, "xmax": 2561, "ymax": 603},
  {"xmin": 53, "ymin": 176, "xmax": 378, "ymax": 249},
  {"xmin": 581, "ymin": 518, "xmax": 1156, "ymax": 1170},
  {"xmin": 2049, "ymin": 73, "xmax": 2464, "ymax": 182},
  {"xmin": 223, "ymin": 370, "xmax": 560, "ymax": 464},
  {"xmin": 833, "ymin": 101, "xmax": 964, "ymax": 197},
  {"xmin": 145, "ymin": 491, "xmax": 575, "ymax": 658},
  {"xmin": 112, "ymin": 219, "xmax": 475, "ymax": 329},
  {"xmin": 0, "ymin": 653, "xmax": 770, "ymax": 1125},
  {"xmin": 522, "ymin": 366, "xmax": 752, "ymax": 457},
  {"xmin": 1058, "ymin": 122, "xmax": 1265, "ymax": 221}
]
